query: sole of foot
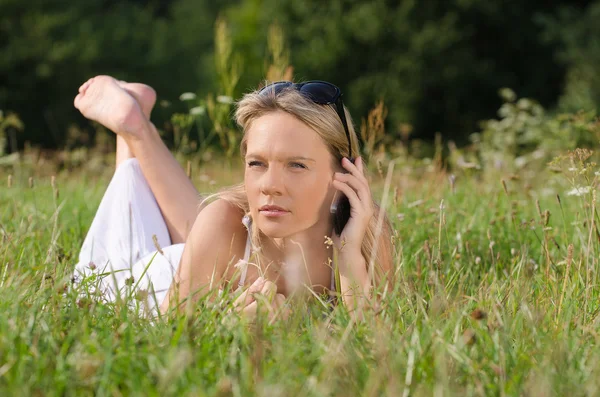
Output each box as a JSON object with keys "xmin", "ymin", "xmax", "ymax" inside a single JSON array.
[
  {"xmin": 118, "ymin": 81, "xmax": 157, "ymax": 120},
  {"xmin": 74, "ymin": 75, "xmax": 147, "ymax": 140}
]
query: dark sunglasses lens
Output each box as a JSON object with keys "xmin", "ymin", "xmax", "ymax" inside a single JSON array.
[{"xmin": 300, "ymin": 82, "xmax": 339, "ymax": 104}]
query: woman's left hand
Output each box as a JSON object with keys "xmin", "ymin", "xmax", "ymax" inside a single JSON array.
[{"xmin": 331, "ymin": 156, "xmax": 374, "ymax": 257}]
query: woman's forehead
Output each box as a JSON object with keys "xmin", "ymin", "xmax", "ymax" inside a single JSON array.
[{"xmin": 245, "ymin": 112, "xmax": 330, "ymax": 158}]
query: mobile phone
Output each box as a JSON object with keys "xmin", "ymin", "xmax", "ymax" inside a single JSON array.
[
  {"xmin": 332, "ymin": 157, "xmax": 354, "ymax": 235},
  {"xmin": 333, "ymin": 193, "xmax": 351, "ymax": 235}
]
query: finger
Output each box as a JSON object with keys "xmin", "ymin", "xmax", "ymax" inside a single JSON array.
[
  {"xmin": 268, "ymin": 294, "xmax": 288, "ymax": 323},
  {"xmin": 332, "ymin": 180, "xmax": 362, "ymax": 214},
  {"xmin": 334, "ymin": 172, "xmax": 371, "ymax": 203},
  {"xmin": 233, "ymin": 277, "xmax": 265, "ymax": 308},
  {"xmin": 356, "ymin": 156, "xmax": 365, "ymax": 175},
  {"xmin": 274, "ymin": 294, "xmax": 286, "ymax": 311},
  {"xmin": 333, "ymin": 176, "xmax": 373, "ymax": 218},
  {"xmin": 275, "ymin": 294, "xmax": 291, "ymax": 321},
  {"xmin": 342, "ymin": 157, "xmax": 368, "ymax": 185},
  {"xmin": 244, "ymin": 277, "xmax": 267, "ymax": 305},
  {"xmin": 78, "ymin": 78, "xmax": 94, "ymax": 93},
  {"xmin": 242, "ymin": 301, "xmax": 258, "ymax": 321},
  {"xmin": 259, "ymin": 280, "xmax": 277, "ymax": 302},
  {"xmin": 335, "ymin": 168, "xmax": 368, "ymax": 190}
]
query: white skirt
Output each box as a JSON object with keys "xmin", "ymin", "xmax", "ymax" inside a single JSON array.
[{"xmin": 73, "ymin": 158, "xmax": 185, "ymax": 311}]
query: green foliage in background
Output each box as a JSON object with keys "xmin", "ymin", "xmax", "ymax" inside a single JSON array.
[
  {"xmin": 0, "ymin": 111, "xmax": 23, "ymax": 157},
  {"xmin": 473, "ymin": 88, "xmax": 600, "ymax": 173},
  {"xmin": 1, "ymin": 0, "xmax": 599, "ymax": 150},
  {"xmin": 538, "ymin": 2, "xmax": 600, "ymax": 113}
]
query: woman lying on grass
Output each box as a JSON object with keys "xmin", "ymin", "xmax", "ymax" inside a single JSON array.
[{"xmin": 72, "ymin": 75, "xmax": 393, "ymax": 321}]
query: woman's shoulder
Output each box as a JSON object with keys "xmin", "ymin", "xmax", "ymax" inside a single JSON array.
[
  {"xmin": 196, "ymin": 198, "xmax": 247, "ymax": 237},
  {"xmin": 183, "ymin": 198, "xmax": 249, "ymax": 280}
]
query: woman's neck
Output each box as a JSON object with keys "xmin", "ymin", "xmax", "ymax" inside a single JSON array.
[{"xmin": 262, "ymin": 219, "xmax": 334, "ymax": 295}]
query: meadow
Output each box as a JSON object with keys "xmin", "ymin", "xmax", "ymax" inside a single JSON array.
[{"xmin": 1, "ymin": 138, "xmax": 600, "ymax": 396}]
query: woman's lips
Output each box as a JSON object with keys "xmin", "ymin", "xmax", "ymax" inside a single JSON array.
[
  {"xmin": 260, "ymin": 210, "xmax": 290, "ymax": 217},
  {"xmin": 259, "ymin": 205, "xmax": 290, "ymax": 217}
]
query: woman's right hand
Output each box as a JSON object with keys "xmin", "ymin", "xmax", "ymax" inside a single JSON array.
[{"xmin": 232, "ymin": 277, "xmax": 289, "ymax": 323}]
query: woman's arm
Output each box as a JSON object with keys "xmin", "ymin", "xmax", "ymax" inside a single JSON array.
[
  {"xmin": 125, "ymin": 119, "xmax": 201, "ymax": 244},
  {"xmin": 338, "ymin": 225, "xmax": 393, "ymax": 319},
  {"xmin": 159, "ymin": 199, "xmax": 247, "ymax": 313},
  {"xmin": 333, "ymin": 157, "xmax": 394, "ymax": 317}
]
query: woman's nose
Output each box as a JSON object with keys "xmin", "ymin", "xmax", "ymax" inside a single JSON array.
[{"xmin": 260, "ymin": 167, "xmax": 284, "ymax": 196}]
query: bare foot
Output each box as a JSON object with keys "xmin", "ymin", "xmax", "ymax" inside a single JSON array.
[
  {"xmin": 118, "ymin": 81, "xmax": 157, "ymax": 119},
  {"xmin": 114, "ymin": 82, "xmax": 157, "ymax": 166},
  {"xmin": 79, "ymin": 78, "xmax": 94, "ymax": 93},
  {"xmin": 74, "ymin": 75, "xmax": 146, "ymax": 140}
]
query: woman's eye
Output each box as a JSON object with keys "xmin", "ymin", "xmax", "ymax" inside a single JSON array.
[
  {"xmin": 247, "ymin": 161, "xmax": 264, "ymax": 168},
  {"xmin": 290, "ymin": 162, "xmax": 307, "ymax": 169}
]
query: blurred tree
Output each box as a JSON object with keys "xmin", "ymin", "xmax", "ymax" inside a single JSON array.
[
  {"xmin": 253, "ymin": 0, "xmax": 592, "ymax": 142},
  {"xmin": 0, "ymin": 0, "xmax": 231, "ymax": 148},
  {"xmin": 0, "ymin": 0, "xmax": 596, "ymax": 149},
  {"xmin": 538, "ymin": 1, "xmax": 600, "ymax": 113}
]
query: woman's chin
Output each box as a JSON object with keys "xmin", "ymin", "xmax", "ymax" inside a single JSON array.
[
  {"xmin": 259, "ymin": 227, "xmax": 293, "ymax": 239},
  {"xmin": 257, "ymin": 222, "xmax": 297, "ymax": 239}
]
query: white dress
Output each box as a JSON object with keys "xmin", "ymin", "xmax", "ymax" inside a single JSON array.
[{"xmin": 73, "ymin": 158, "xmax": 251, "ymax": 312}]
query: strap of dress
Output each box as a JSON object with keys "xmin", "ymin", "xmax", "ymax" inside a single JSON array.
[
  {"xmin": 238, "ymin": 215, "xmax": 252, "ymax": 288},
  {"xmin": 330, "ymin": 267, "xmax": 335, "ymax": 292}
]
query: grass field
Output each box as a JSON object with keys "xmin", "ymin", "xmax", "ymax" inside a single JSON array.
[{"xmin": 1, "ymin": 149, "xmax": 599, "ymax": 396}]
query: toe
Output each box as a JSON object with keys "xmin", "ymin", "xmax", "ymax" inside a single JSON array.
[
  {"xmin": 74, "ymin": 93, "xmax": 82, "ymax": 108},
  {"xmin": 79, "ymin": 78, "xmax": 94, "ymax": 93}
]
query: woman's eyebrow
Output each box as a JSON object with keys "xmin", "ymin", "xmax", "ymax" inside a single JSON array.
[
  {"xmin": 287, "ymin": 156, "xmax": 316, "ymax": 163},
  {"xmin": 245, "ymin": 153, "xmax": 316, "ymax": 163}
]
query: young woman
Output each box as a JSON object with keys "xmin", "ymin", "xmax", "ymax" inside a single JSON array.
[{"xmin": 73, "ymin": 75, "xmax": 393, "ymax": 319}]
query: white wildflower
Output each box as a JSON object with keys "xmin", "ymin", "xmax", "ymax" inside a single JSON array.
[
  {"xmin": 216, "ymin": 95, "xmax": 233, "ymax": 104},
  {"xmin": 189, "ymin": 106, "xmax": 205, "ymax": 116},
  {"xmin": 234, "ymin": 259, "xmax": 248, "ymax": 270},
  {"xmin": 179, "ymin": 92, "xmax": 197, "ymax": 101},
  {"xmin": 514, "ymin": 156, "xmax": 527, "ymax": 168},
  {"xmin": 568, "ymin": 167, "xmax": 577, "ymax": 172},
  {"xmin": 532, "ymin": 149, "xmax": 545, "ymax": 159},
  {"xmin": 595, "ymin": 171, "xmax": 600, "ymax": 176},
  {"xmin": 566, "ymin": 186, "xmax": 591, "ymax": 196},
  {"xmin": 540, "ymin": 188, "xmax": 555, "ymax": 197}
]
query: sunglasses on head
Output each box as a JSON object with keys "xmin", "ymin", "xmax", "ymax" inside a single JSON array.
[{"xmin": 259, "ymin": 80, "xmax": 353, "ymax": 161}]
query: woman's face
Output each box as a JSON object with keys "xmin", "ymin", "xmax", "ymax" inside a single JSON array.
[{"xmin": 244, "ymin": 111, "xmax": 337, "ymax": 239}]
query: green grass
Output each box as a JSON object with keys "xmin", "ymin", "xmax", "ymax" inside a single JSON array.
[{"xmin": 1, "ymin": 151, "xmax": 600, "ymax": 396}]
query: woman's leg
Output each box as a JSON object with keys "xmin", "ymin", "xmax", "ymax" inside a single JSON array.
[
  {"xmin": 74, "ymin": 158, "xmax": 173, "ymax": 302},
  {"xmin": 115, "ymin": 81, "xmax": 156, "ymax": 167},
  {"xmin": 75, "ymin": 76, "xmax": 200, "ymax": 243}
]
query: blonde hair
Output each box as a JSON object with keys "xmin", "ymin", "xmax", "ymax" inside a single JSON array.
[{"xmin": 205, "ymin": 85, "xmax": 393, "ymax": 291}]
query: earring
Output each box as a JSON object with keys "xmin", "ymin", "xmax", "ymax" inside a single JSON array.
[
  {"xmin": 330, "ymin": 191, "xmax": 338, "ymax": 214},
  {"xmin": 242, "ymin": 214, "xmax": 252, "ymax": 229}
]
